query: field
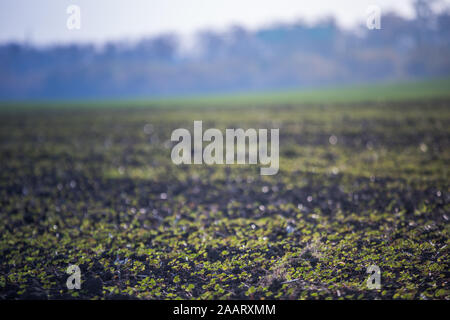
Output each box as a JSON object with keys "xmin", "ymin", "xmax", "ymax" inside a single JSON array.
[{"xmin": 0, "ymin": 80, "xmax": 449, "ymax": 300}]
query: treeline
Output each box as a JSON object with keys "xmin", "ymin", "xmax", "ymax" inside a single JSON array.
[{"xmin": 1, "ymin": 1, "xmax": 450, "ymax": 99}]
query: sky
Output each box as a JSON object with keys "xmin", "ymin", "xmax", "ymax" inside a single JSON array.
[{"xmin": 0, "ymin": 0, "xmax": 449, "ymax": 45}]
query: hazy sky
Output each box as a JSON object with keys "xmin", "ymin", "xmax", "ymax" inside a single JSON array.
[{"xmin": 0, "ymin": 0, "xmax": 448, "ymax": 45}]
